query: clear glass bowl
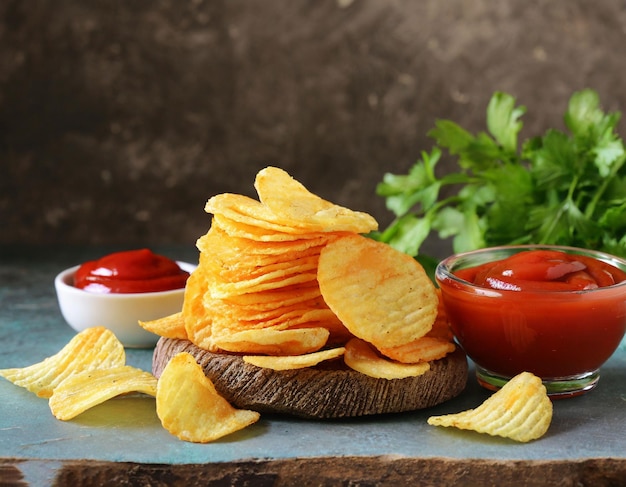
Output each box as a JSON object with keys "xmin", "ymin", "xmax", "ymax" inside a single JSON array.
[{"xmin": 436, "ymin": 245, "xmax": 626, "ymax": 398}]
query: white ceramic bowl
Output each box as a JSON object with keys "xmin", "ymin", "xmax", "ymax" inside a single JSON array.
[{"xmin": 54, "ymin": 262, "xmax": 196, "ymax": 348}]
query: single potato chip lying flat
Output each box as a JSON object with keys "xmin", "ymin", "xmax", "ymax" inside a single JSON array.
[
  {"xmin": 49, "ymin": 365, "xmax": 158, "ymax": 420},
  {"xmin": 318, "ymin": 234, "xmax": 439, "ymax": 349},
  {"xmin": 243, "ymin": 347, "xmax": 346, "ymax": 370},
  {"xmin": 344, "ymin": 338, "xmax": 430, "ymax": 380},
  {"xmin": 377, "ymin": 336, "xmax": 455, "ymax": 364},
  {"xmin": 156, "ymin": 352, "xmax": 260, "ymax": 443},
  {"xmin": 427, "ymin": 371, "xmax": 553, "ymax": 442},
  {"xmin": 139, "ymin": 312, "xmax": 187, "ymax": 340},
  {"xmin": 212, "ymin": 326, "xmax": 330, "ymax": 356},
  {"xmin": 0, "ymin": 327, "xmax": 126, "ymax": 398}
]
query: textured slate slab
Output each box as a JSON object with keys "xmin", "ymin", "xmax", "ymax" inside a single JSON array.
[{"xmin": 1, "ymin": 246, "xmax": 625, "ymax": 485}]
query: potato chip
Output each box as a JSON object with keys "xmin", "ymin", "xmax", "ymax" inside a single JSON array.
[
  {"xmin": 139, "ymin": 311, "xmax": 187, "ymax": 340},
  {"xmin": 254, "ymin": 166, "xmax": 378, "ymax": 234},
  {"xmin": 427, "ymin": 372, "xmax": 553, "ymax": 442},
  {"xmin": 206, "ymin": 254, "xmax": 320, "ymax": 291},
  {"xmin": 197, "ymin": 224, "xmax": 329, "ymax": 260},
  {"xmin": 183, "ymin": 255, "xmax": 214, "ymax": 348},
  {"xmin": 377, "ymin": 336, "xmax": 455, "ymax": 364},
  {"xmin": 318, "ymin": 234, "xmax": 439, "ymax": 349},
  {"xmin": 210, "ymin": 273, "xmax": 320, "ymax": 299},
  {"xmin": 210, "ymin": 301, "xmax": 321, "ymax": 328},
  {"xmin": 425, "ymin": 314, "xmax": 454, "ymax": 341},
  {"xmin": 344, "ymin": 338, "xmax": 430, "ymax": 380},
  {"xmin": 208, "ymin": 295, "xmax": 335, "ymax": 332},
  {"xmin": 206, "ymin": 193, "xmax": 312, "ymax": 234},
  {"xmin": 49, "ymin": 365, "xmax": 157, "ymax": 420},
  {"xmin": 0, "ymin": 327, "xmax": 125, "ymax": 398},
  {"xmin": 212, "ymin": 326, "xmax": 330, "ymax": 356},
  {"xmin": 425, "ymin": 289, "xmax": 454, "ymax": 341},
  {"xmin": 211, "ymin": 214, "xmax": 328, "ymax": 242},
  {"xmin": 217, "ymin": 282, "xmax": 324, "ymax": 310},
  {"xmin": 243, "ymin": 347, "xmax": 345, "ymax": 370},
  {"xmin": 156, "ymin": 352, "xmax": 260, "ymax": 443}
]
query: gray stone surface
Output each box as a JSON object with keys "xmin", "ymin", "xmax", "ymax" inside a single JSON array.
[
  {"xmin": 2, "ymin": 0, "xmax": 626, "ymax": 257},
  {"xmin": 1, "ymin": 246, "xmax": 625, "ymax": 484}
]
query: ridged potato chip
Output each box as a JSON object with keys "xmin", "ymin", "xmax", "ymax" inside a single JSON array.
[
  {"xmin": 139, "ymin": 311, "xmax": 187, "ymax": 340},
  {"xmin": 254, "ymin": 166, "xmax": 378, "ymax": 234},
  {"xmin": 425, "ymin": 289, "xmax": 454, "ymax": 341},
  {"xmin": 197, "ymin": 224, "xmax": 329, "ymax": 262},
  {"xmin": 377, "ymin": 336, "xmax": 455, "ymax": 364},
  {"xmin": 344, "ymin": 338, "xmax": 430, "ymax": 380},
  {"xmin": 220, "ymin": 283, "xmax": 323, "ymax": 309},
  {"xmin": 206, "ymin": 193, "xmax": 312, "ymax": 234},
  {"xmin": 156, "ymin": 352, "xmax": 260, "ymax": 443},
  {"xmin": 211, "ymin": 213, "xmax": 327, "ymax": 242},
  {"xmin": 0, "ymin": 327, "xmax": 125, "ymax": 398},
  {"xmin": 182, "ymin": 252, "xmax": 217, "ymax": 350},
  {"xmin": 243, "ymin": 347, "xmax": 346, "ymax": 370},
  {"xmin": 205, "ymin": 253, "xmax": 320, "ymax": 286},
  {"xmin": 49, "ymin": 365, "xmax": 157, "ymax": 420},
  {"xmin": 318, "ymin": 234, "xmax": 439, "ymax": 349},
  {"xmin": 427, "ymin": 371, "xmax": 552, "ymax": 442},
  {"xmin": 212, "ymin": 326, "xmax": 330, "ymax": 356},
  {"xmin": 207, "ymin": 260, "xmax": 319, "ymax": 299},
  {"xmin": 208, "ymin": 296, "xmax": 337, "ymax": 334}
]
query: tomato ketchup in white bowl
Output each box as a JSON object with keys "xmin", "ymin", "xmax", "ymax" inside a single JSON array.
[{"xmin": 55, "ymin": 249, "xmax": 195, "ymax": 348}]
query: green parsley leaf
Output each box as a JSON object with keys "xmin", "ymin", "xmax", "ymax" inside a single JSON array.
[
  {"xmin": 375, "ymin": 89, "xmax": 626, "ymax": 259},
  {"xmin": 486, "ymin": 91, "xmax": 526, "ymax": 154}
]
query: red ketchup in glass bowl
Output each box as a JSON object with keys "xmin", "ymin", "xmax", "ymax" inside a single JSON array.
[
  {"xmin": 74, "ymin": 248, "xmax": 190, "ymax": 294},
  {"xmin": 436, "ymin": 245, "xmax": 626, "ymax": 398}
]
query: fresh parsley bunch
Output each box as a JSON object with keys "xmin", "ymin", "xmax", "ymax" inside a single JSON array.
[{"xmin": 374, "ymin": 89, "xmax": 626, "ymax": 262}]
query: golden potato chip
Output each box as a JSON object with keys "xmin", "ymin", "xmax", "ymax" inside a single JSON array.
[
  {"xmin": 425, "ymin": 289, "xmax": 454, "ymax": 341},
  {"xmin": 344, "ymin": 338, "xmax": 430, "ymax": 380},
  {"xmin": 156, "ymin": 352, "xmax": 260, "ymax": 443},
  {"xmin": 318, "ymin": 234, "xmax": 439, "ymax": 349},
  {"xmin": 183, "ymin": 256, "xmax": 214, "ymax": 348},
  {"xmin": 211, "ymin": 214, "xmax": 327, "ymax": 242},
  {"xmin": 49, "ymin": 365, "xmax": 157, "ymax": 421},
  {"xmin": 377, "ymin": 336, "xmax": 455, "ymax": 364},
  {"xmin": 0, "ymin": 327, "xmax": 125, "ymax": 398},
  {"xmin": 197, "ymin": 224, "xmax": 329, "ymax": 260},
  {"xmin": 212, "ymin": 326, "xmax": 330, "ymax": 356},
  {"xmin": 209, "ymin": 269, "xmax": 319, "ymax": 299},
  {"xmin": 254, "ymin": 166, "xmax": 378, "ymax": 234},
  {"xmin": 243, "ymin": 347, "xmax": 345, "ymax": 370},
  {"xmin": 310, "ymin": 317, "xmax": 354, "ymax": 346},
  {"xmin": 210, "ymin": 301, "xmax": 321, "ymax": 328},
  {"xmin": 185, "ymin": 307, "xmax": 216, "ymax": 352},
  {"xmin": 139, "ymin": 311, "xmax": 187, "ymax": 340},
  {"xmin": 208, "ymin": 295, "xmax": 335, "ymax": 333},
  {"xmin": 427, "ymin": 372, "xmax": 553, "ymax": 442},
  {"xmin": 206, "ymin": 254, "xmax": 320, "ymax": 290},
  {"xmin": 425, "ymin": 314, "xmax": 454, "ymax": 341},
  {"xmin": 206, "ymin": 193, "xmax": 311, "ymax": 234},
  {"xmin": 217, "ymin": 282, "xmax": 324, "ymax": 310}
]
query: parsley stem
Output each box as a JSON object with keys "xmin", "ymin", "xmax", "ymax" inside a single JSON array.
[
  {"xmin": 540, "ymin": 175, "xmax": 579, "ymax": 244},
  {"xmin": 584, "ymin": 154, "xmax": 626, "ymax": 219}
]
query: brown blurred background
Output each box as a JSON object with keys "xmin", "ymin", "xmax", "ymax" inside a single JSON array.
[{"xmin": 2, "ymin": 0, "xmax": 625, "ymax": 258}]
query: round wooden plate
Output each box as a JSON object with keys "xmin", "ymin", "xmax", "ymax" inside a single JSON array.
[{"xmin": 152, "ymin": 337, "xmax": 468, "ymax": 419}]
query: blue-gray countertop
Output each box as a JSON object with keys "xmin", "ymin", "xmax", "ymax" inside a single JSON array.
[{"xmin": 1, "ymin": 245, "xmax": 625, "ymax": 486}]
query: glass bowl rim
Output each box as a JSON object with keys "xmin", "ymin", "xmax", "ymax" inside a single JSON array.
[{"xmin": 435, "ymin": 244, "xmax": 626, "ymax": 294}]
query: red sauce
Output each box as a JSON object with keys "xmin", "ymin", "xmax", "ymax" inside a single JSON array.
[
  {"xmin": 438, "ymin": 250, "xmax": 626, "ymax": 378},
  {"xmin": 74, "ymin": 249, "xmax": 190, "ymax": 294},
  {"xmin": 454, "ymin": 249, "xmax": 626, "ymax": 291}
]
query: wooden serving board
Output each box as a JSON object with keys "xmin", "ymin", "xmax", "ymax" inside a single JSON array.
[{"xmin": 152, "ymin": 337, "xmax": 468, "ymax": 419}]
